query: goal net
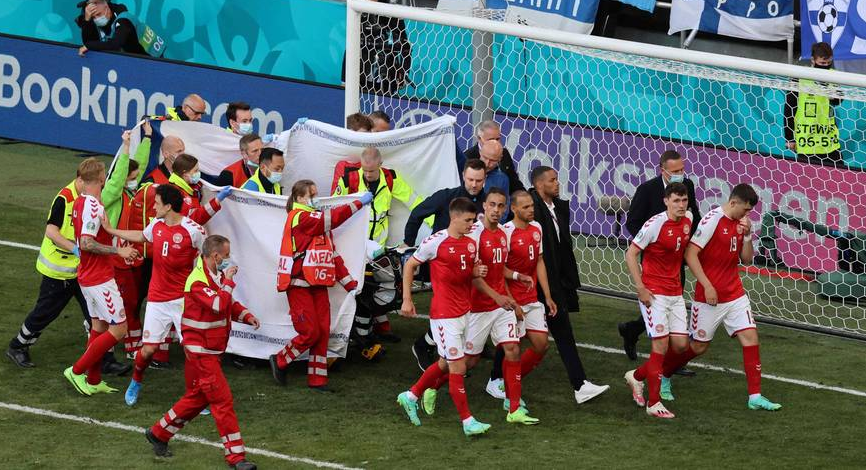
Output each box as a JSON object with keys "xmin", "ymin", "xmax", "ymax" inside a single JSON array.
[{"xmin": 346, "ymin": 1, "xmax": 866, "ymax": 339}]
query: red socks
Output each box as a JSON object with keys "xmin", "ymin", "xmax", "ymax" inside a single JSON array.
[
  {"xmin": 132, "ymin": 349, "xmax": 153, "ymax": 383},
  {"xmin": 742, "ymin": 345, "xmax": 762, "ymax": 395},
  {"xmin": 519, "ymin": 348, "xmax": 544, "ymax": 377},
  {"xmin": 84, "ymin": 330, "xmax": 102, "ymax": 385},
  {"xmin": 504, "ymin": 359, "xmax": 522, "ymax": 413},
  {"xmin": 73, "ymin": 330, "xmax": 119, "ymax": 376},
  {"xmin": 410, "ymin": 363, "xmax": 446, "ymax": 397},
  {"xmin": 432, "ymin": 373, "xmax": 449, "ymax": 391},
  {"xmin": 661, "ymin": 344, "xmax": 698, "ymax": 378},
  {"xmin": 644, "ymin": 352, "xmax": 665, "ymax": 406},
  {"xmin": 448, "ymin": 373, "xmax": 472, "ymax": 420}
]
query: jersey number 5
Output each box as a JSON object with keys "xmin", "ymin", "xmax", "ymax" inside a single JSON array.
[{"xmin": 460, "ymin": 254, "xmax": 467, "ymax": 271}]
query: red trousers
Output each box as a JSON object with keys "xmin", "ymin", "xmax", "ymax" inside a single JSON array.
[
  {"xmin": 150, "ymin": 353, "xmax": 246, "ymax": 465},
  {"xmin": 276, "ymin": 287, "xmax": 330, "ymax": 387},
  {"xmin": 115, "ymin": 267, "xmax": 142, "ymax": 353}
]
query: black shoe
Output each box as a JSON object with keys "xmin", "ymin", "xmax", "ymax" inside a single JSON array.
[
  {"xmin": 618, "ymin": 322, "xmax": 639, "ymax": 361},
  {"xmin": 145, "ymin": 429, "xmax": 172, "ymax": 457},
  {"xmin": 309, "ymin": 385, "xmax": 335, "ymax": 393},
  {"xmin": 673, "ymin": 367, "xmax": 697, "ymax": 377},
  {"xmin": 269, "ymin": 355, "xmax": 287, "ymax": 386},
  {"xmin": 150, "ymin": 361, "xmax": 173, "ymax": 370},
  {"xmin": 411, "ymin": 340, "xmax": 437, "ymax": 371},
  {"xmin": 102, "ymin": 359, "xmax": 132, "ymax": 376},
  {"xmin": 6, "ymin": 346, "xmax": 34, "ymax": 368},
  {"xmin": 375, "ymin": 332, "xmax": 401, "ymax": 344},
  {"xmin": 231, "ymin": 460, "xmax": 257, "ymax": 470}
]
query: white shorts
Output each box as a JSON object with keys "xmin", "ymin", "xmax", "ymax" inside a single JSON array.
[
  {"xmin": 430, "ymin": 316, "xmax": 470, "ymax": 361},
  {"xmin": 142, "ymin": 298, "xmax": 184, "ymax": 345},
  {"xmin": 517, "ymin": 301, "xmax": 548, "ymax": 337},
  {"xmin": 465, "ymin": 308, "xmax": 519, "ymax": 355},
  {"xmin": 81, "ymin": 280, "xmax": 126, "ymax": 325},
  {"xmin": 639, "ymin": 294, "xmax": 688, "ymax": 339},
  {"xmin": 690, "ymin": 295, "xmax": 755, "ymax": 342}
]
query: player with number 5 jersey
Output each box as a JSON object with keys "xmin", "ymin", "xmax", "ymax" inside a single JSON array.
[{"xmin": 665, "ymin": 184, "xmax": 781, "ymax": 412}]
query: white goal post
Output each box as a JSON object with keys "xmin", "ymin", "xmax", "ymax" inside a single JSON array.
[{"xmin": 345, "ymin": 0, "xmax": 866, "ymax": 339}]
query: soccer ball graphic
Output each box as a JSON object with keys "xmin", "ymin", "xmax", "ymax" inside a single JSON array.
[{"xmin": 818, "ymin": 3, "xmax": 839, "ymax": 33}]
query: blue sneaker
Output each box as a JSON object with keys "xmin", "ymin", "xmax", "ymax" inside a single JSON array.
[
  {"xmin": 397, "ymin": 392, "xmax": 421, "ymax": 426},
  {"xmin": 125, "ymin": 379, "xmax": 141, "ymax": 406},
  {"xmin": 660, "ymin": 377, "xmax": 675, "ymax": 401},
  {"xmin": 200, "ymin": 408, "xmax": 211, "ymax": 416},
  {"xmin": 462, "ymin": 417, "xmax": 491, "ymax": 436},
  {"xmin": 748, "ymin": 395, "xmax": 782, "ymax": 411}
]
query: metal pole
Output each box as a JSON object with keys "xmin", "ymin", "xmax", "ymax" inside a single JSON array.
[
  {"xmin": 345, "ymin": 3, "xmax": 362, "ymax": 118},
  {"xmin": 471, "ymin": 1, "xmax": 495, "ymax": 130},
  {"xmin": 787, "ymin": 36, "xmax": 794, "ymax": 65}
]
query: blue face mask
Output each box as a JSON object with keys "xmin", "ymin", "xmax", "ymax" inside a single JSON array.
[
  {"xmin": 189, "ymin": 171, "xmax": 201, "ymax": 185},
  {"xmin": 238, "ymin": 122, "xmax": 253, "ymax": 135},
  {"xmin": 93, "ymin": 15, "xmax": 110, "ymax": 27},
  {"xmin": 668, "ymin": 174, "xmax": 685, "ymax": 184},
  {"xmin": 218, "ymin": 257, "xmax": 232, "ymax": 271},
  {"xmin": 266, "ymin": 171, "xmax": 282, "ymax": 185}
]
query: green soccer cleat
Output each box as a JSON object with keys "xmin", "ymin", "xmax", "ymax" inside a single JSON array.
[
  {"xmin": 422, "ymin": 388, "xmax": 437, "ymax": 415},
  {"xmin": 748, "ymin": 395, "xmax": 782, "ymax": 411},
  {"xmin": 397, "ymin": 391, "xmax": 421, "ymax": 426},
  {"xmin": 506, "ymin": 408, "xmax": 539, "ymax": 425},
  {"xmin": 502, "ymin": 398, "xmax": 528, "ymax": 413},
  {"xmin": 63, "ymin": 367, "xmax": 92, "ymax": 396},
  {"xmin": 660, "ymin": 376, "xmax": 675, "ymax": 401},
  {"xmin": 462, "ymin": 417, "xmax": 492, "ymax": 436},
  {"xmin": 88, "ymin": 381, "xmax": 119, "ymax": 394}
]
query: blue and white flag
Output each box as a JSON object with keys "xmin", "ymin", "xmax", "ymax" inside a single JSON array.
[
  {"xmin": 801, "ymin": 0, "xmax": 866, "ymax": 60},
  {"xmin": 617, "ymin": 0, "xmax": 656, "ymax": 13},
  {"xmin": 669, "ymin": 0, "xmax": 794, "ymax": 41},
  {"xmin": 504, "ymin": 0, "xmax": 601, "ymax": 35}
]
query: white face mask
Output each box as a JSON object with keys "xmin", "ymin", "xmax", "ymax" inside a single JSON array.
[
  {"xmin": 238, "ymin": 122, "xmax": 253, "ymax": 135},
  {"xmin": 93, "ymin": 15, "xmax": 110, "ymax": 27},
  {"xmin": 125, "ymin": 180, "xmax": 138, "ymax": 191}
]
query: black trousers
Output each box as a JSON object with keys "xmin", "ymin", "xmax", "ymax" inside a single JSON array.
[
  {"xmin": 490, "ymin": 300, "xmax": 588, "ymax": 391},
  {"xmin": 10, "ymin": 275, "xmax": 89, "ymax": 349}
]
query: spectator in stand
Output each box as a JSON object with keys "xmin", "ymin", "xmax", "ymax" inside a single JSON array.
[
  {"xmin": 141, "ymin": 136, "xmax": 185, "ymax": 186},
  {"xmin": 76, "ymin": 0, "xmax": 145, "ymax": 57},
  {"xmin": 370, "ymin": 110, "xmax": 392, "ymax": 132},
  {"xmin": 242, "ymin": 148, "xmax": 285, "ymax": 195},
  {"xmin": 226, "ymin": 102, "xmax": 254, "ymax": 136},
  {"xmin": 215, "ymin": 134, "xmax": 263, "ymax": 188},
  {"xmin": 463, "ymin": 121, "xmax": 524, "ymax": 193},
  {"xmin": 347, "ymin": 113, "xmax": 374, "ymax": 132},
  {"xmin": 784, "ymin": 42, "xmax": 844, "ymax": 168}
]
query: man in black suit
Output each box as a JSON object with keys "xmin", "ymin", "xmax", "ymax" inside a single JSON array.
[
  {"xmin": 618, "ymin": 150, "xmax": 701, "ymax": 369},
  {"xmin": 462, "ymin": 121, "xmax": 525, "ymax": 193}
]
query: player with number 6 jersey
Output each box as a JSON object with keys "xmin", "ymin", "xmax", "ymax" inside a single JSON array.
[{"xmin": 623, "ymin": 183, "xmax": 692, "ymax": 419}]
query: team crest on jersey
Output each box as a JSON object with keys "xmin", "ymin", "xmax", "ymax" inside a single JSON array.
[
  {"xmin": 500, "ymin": 236, "xmax": 506, "ymax": 246},
  {"xmin": 172, "ymin": 234, "xmax": 183, "ymax": 243},
  {"xmin": 683, "ymin": 225, "xmax": 690, "ymax": 234},
  {"xmin": 532, "ymin": 232, "xmax": 540, "ymax": 242},
  {"xmin": 467, "ymin": 243, "xmax": 476, "ymax": 253},
  {"xmin": 655, "ymin": 324, "xmax": 664, "ymax": 333}
]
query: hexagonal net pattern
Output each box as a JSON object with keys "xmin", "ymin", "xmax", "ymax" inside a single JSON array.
[{"xmin": 352, "ymin": 7, "xmax": 866, "ymax": 338}]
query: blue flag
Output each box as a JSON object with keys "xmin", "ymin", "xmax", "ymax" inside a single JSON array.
[
  {"xmin": 669, "ymin": 0, "xmax": 794, "ymax": 41},
  {"xmin": 504, "ymin": 0, "xmax": 601, "ymax": 35},
  {"xmin": 801, "ymin": 0, "xmax": 866, "ymax": 60}
]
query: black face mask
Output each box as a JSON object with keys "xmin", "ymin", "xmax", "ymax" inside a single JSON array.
[{"xmin": 814, "ymin": 62, "xmax": 833, "ymax": 70}]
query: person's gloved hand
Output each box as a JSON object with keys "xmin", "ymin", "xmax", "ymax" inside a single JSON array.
[
  {"xmin": 261, "ymin": 133, "xmax": 278, "ymax": 144},
  {"xmin": 359, "ymin": 192, "xmax": 374, "ymax": 206},
  {"xmin": 217, "ymin": 186, "xmax": 233, "ymax": 202},
  {"xmin": 72, "ymin": 244, "xmax": 80, "ymax": 258}
]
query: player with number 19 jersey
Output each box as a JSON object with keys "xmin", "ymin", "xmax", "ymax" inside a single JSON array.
[
  {"xmin": 412, "ymin": 230, "xmax": 477, "ymax": 319},
  {"xmin": 689, "ymin": 207, "xmax": 746, "ymax": 304}
]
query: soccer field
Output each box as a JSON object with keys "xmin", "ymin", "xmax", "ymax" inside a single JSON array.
[{"xmin": 1, "ymin": 140, "xmax": 865, "ymax": 469}]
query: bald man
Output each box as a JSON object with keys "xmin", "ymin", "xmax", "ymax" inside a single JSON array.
[{"xmin": 142, "ymin": 136, "xmax": 185, "ymax": 186}]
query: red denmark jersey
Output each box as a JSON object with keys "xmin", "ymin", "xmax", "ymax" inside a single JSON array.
[
  {"xmin": 468, "ymin": 222, "xmax": 509, "ymax": 313},
  {"xmin": 690, "ymin": 207, "xmax": 747, "ymax": 303},
  {"xmin": 72, "ymin": 195, "xmax": 116, "ymax": 287},
  {"xmin": 503, "ymin": 221, "xmax": 544, "ymax": 306},
  {"xmin": 143, "ymin": 217, "xmax": 205, "ymax": 302},
  {"xmin": 413, "ymin": 230, "xmax": 477, "ymax": 319},
  {"xmin": 631, "ymin": 211, "xmax": 692, "ymax": 296}
]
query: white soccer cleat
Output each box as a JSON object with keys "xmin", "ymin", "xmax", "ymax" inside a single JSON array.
[
  {"xmin": 646, "ymin": 402, "xmax": 676, "ymax": 419},
  {"xmin": 574, "ymin": 380, "xmax": 609, "ymax": 404},
  {"xmin": 623, "ymin": 370, "xmax": 646, "ymax": 407},
  {"xmin": 486, "ymin": 378, "xmax": 506, "ymax": 400}
]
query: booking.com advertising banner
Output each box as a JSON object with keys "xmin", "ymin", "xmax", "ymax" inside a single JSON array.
[
  {"xmin": 376, "ymin": 96, "xmax": 866, "ymax": 274},
  {"xmin": 0, "ymin": 35, "xmax": 344, "ymax": 155}
]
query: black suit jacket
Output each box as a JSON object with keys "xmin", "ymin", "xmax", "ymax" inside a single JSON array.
[
  {"xmin": 625, "ymin": 176, "xmax": 701, "ymax": 237},
  {"xmin": 530, "ymin": 189, "xmax": 580, "ymax": 312}
]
